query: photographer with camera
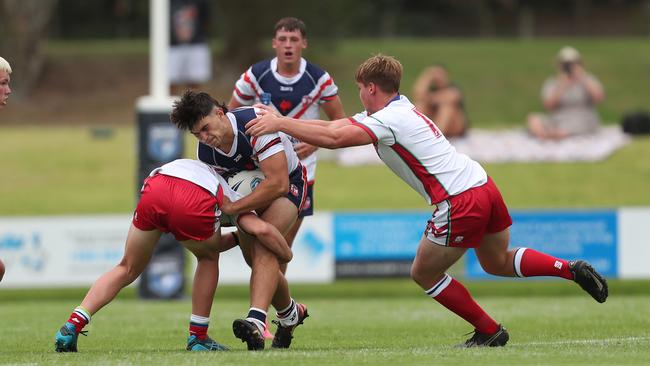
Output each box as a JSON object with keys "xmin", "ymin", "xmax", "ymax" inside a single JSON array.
[{"xmin": 527, "ymin": 46, "xmax": 605, "ymax": 139}]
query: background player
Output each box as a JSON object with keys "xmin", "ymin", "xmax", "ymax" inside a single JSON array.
[
  {"xmin": 0, "ymin": 56, "xmax": 11, "ymax": 109},
  {"xmin": 54, "ymin": 159, "xmax": 292, "ymax": 352},
  {"xmin": 227, "ymin": 17, "xmax": 345, "ymax": 265},
  {"xmin": 0, "ymin": 55, "xmax": 12, "ymax": 282},
  {"xmin": 246, "ymin": 54, "xmax": 609, "ymax": 347},
  {"xmin": 171, "ymin": 91, "xmax": 309, "ymax": 350}
]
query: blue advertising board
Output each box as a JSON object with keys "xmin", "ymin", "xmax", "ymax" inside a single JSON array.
[
  {"xmin": 465, "ymin": 210, "xmax": 618, "ymax": 279},
  {"xmin": 334, "ymin": 212, "xmax": 430, "ymax": 261}
]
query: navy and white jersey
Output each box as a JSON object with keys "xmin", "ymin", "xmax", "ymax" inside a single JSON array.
[
  {"xmin": 232, "ymin": 57, "xmax": 338, "ymax": 182},
  {"xmin": 197, "ymin": 107, "xmax": 300, "ymax": 178}
]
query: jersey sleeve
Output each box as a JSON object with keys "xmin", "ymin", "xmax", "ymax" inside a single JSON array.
[
  {"xmin": 215, "ymin": 174, "xmax": 242, "ymax": 202},
  {"xmin": 349, "ymin": 111, "xmax": 396, "ymax": 145},
  {"xmin": 251, "ymin": 133, "xmax": 285, "ymax": 162},
  {"xmin": 215, "ymin": 174, "xmax": 242, "ymax": 227},
  {"xmin": 232, "ymin": 68, "xmax": 257, "ymax": 105},
  {"xmin": 318, "ymin": 72, "xmax": 339, "ymax": 102}
]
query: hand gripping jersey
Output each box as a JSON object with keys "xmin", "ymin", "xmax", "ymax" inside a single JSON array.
[
  {"xmin": 231, "ymin": 57, "xmax": 338, "ymax": 182},
  {"xmin": 349, "ymin": 95, "xmax": 487, "ymax": 205},
  {"xmin": 197, "ymin": 107, "xmax": 301, "ymax": 178}
]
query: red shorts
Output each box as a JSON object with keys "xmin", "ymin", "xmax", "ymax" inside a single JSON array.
[
  {"xmin": 132, "ymin": 174, "xmax": 223, "ymax": 241},
  {"xmin": 424, "ymin": 177, "xmax": 512, "ymax": 248}
]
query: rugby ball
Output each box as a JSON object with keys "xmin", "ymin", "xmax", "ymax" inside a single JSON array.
[{"xmin": 227, "ymin": 169, "xmax": 265, "ymax": 196}]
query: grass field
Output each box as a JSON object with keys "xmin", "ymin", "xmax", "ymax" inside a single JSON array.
[
  {"xmin": 0, "ymin": 125, "xmax": 649, "ymax": 215},
  {"xmin": 2, "ymin": 38, "xmax": 649, "ymax": 214},
  {"xmin": 2, "ymin": 280, "xmax": 650, "ymax": 365},
  {"xmin": 2, "ymin": 38, "xmax": 648, "ymax": 365}
]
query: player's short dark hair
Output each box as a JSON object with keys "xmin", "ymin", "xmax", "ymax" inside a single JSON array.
[
  {"xmin": 170, "ymin": 90, "xmax": 227, "ymax": 130},
  {"xmin": 355, "ymin": 54, "xmax": 402, "ymax": 94},
  {"xmin": 274, "ymin": 17, "xmax": 306, "ymax": 38}
]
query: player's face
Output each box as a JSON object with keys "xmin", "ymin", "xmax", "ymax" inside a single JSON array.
[
  {"xmin": 190, "ymin": 107, "xmax": 227, "ymax": 148},
  {"xmin": 0, "ymin": 70, "xmax": 11, "ymax": 107},
  {"xmin": 357, "ymin": 81, "xmax": 375, "ymax": 113},
  {"xmin": 272, "ymin": 29, "xmax": 307, "ymax": 65}
]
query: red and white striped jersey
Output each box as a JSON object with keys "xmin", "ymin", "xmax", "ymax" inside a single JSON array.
[{"xmin": 349, "ymin": 95, "xmax": 487, "ymax": 205}]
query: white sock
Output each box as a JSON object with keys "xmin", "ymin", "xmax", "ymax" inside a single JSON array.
[
  {"xmin": 278, "ymin": 303, "xmax": 299, "ymax": 327},
  {"xmin": 190, "ymin": 314, "xmax": 210, "ymax": 325}
]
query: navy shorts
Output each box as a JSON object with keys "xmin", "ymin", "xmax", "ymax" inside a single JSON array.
[
  {"xmin": 298, "ymin": 183, "xmax": 314, "ymax": 218},
  {"xmin": 286, "ymin": 164, "xmax": 308, "ymax": 213}
]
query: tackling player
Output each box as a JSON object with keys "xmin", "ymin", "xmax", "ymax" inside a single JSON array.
[
  {"xmin": 246, "ymin": 54, "xmax": 609, "ymax": 347},
  {"xmin": 54, "ymin": 159, "xmax": 292, "ymax": 352},
  {"xmin": 171, "ymin": 91, "xmax": 308, "ymax": 350},
  {"xmin": 228, "ymin": 17, "xmax": 345, "ymax": 272}
]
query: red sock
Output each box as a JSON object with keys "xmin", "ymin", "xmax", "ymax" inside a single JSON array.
[
  {"xmin": 515, "ymin": 248, "xmax": 573, "ymax": 279},
  {"xmin": 189, "ymin": 323, "xmax": 208, "ymax": 340},
  {"xmin": 67, "ymin": 309, "xmax": 90, "ymax": 334},
  {"xmin": 427, "ymin": 274, "xmax": 499, "ymax": 334}
]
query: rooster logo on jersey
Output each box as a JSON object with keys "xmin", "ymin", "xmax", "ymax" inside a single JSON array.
[{"xmin": 279, "ymin": 99, "xmax": 293, "ymax": 114}]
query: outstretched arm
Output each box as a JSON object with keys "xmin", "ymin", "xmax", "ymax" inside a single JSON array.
[
  {"xmin": 246, "ymin": 113, "xmax": 373, "ymax": 149},
  {"xmin": 236, "ymin": 213, "xmax": 293, "ymax": 263}
]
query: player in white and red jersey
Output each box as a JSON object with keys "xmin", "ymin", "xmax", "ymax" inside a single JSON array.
[
  {"xmin": 54, "ymin": 159, "xmax": 293, "ymax": 353},
  {"xmin": 171, "ymin": 90, "xmax": 309, "ymax": 350},
  {"xmin": 228, "ymin": 17, "xmax": 346, "ymax": 273},
  {"xmin": 246, "ymin": 54, "xmax": 609, "ymax": 347}
]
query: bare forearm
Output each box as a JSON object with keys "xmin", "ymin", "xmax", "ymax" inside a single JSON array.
[
  {"xmin": 228, "ymin": 180, "xmax": 287, "ymax": 214},
  {"xmin": 278, "ymin": 117, "xmax": 344, "ymax": 148},
  {"xmin": 254, "ymin": 225, "xmax": 293, "ymax": 263}
]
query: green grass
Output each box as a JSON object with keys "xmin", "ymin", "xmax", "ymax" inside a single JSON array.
[
  {"xmin": 0, "ymin": 125, "xmax": 649, "ymax": 215},
  {"xmin": 316, "ymin": 38, "xmax": 650, "ymax": 127},
  {"xmin": 2, "ymin": 280, "xmax": 650, "ymax": 365},
  {"xmin": 41, "ymin": 37, "xmax": 650, "ymax": 127}
]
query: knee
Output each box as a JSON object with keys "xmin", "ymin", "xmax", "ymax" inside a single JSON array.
[
  {"xmin": 479, "ymin": 258, "xmax": 509, "ymax": 276},
  {"xmin": 409, "ymin": 262, "xmax": 430, "ymax": 287},
  {"xmin": 117, "ymin": 260, "xmax": 142, "ymax": 284}
]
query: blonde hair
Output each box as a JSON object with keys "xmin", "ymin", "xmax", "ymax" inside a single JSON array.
[
  {"xmin": 0, "ymin": 57, "xmax": 12, "ymax": 74},
  {"xmin": 355, "ymin": 54, "xmax": 402, "ymax": 93}
]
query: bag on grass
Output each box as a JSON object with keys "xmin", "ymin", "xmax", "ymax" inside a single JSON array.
[{"xmin": 621, "ymin": 111, "xmax": 650, "ymax": 135}]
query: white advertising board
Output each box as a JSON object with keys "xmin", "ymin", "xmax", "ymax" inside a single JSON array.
[
  {"xmin": 0, "ymin": 215, "xmax": 129, "ymax": 288},
  {"xmin": 216, "ymin": 213, "xmax": 334, "ymax": 284}
]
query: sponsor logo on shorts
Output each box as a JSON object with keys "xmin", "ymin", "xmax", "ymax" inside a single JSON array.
[{"xmin": 290, "ymin": 184, "xmax": 299, "ymax": 197}]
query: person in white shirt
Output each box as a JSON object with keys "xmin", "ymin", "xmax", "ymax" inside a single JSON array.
[{"xmin": 246, "ymin": 54, "xmax": 608, "ymax": 348}]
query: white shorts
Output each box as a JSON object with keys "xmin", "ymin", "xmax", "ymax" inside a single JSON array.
[{"xmin": 169, "ymin": 43, "xmax": 212, "ymax": 84}]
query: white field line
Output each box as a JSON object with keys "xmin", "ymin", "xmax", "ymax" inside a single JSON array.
[{"xmin": 511, "ymin": 336, "xmax": 650, "ymax": 347}]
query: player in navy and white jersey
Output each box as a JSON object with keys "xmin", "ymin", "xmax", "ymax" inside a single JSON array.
[
  {"xmin": 228, "ymin": 17, "xmax": 345, "ymax": 267},
  {"xmin": 171, "ymin": 90, "xmax": 309, "ymax": 350},
  {"xmin": 247, "ymin": 54, "xmax": 609, "ymax": 348},
  {"xmin": 54, "ymin": 159, "xmax": 292, "ymax": 353},
  {"xmin": 195, "ymin": 105, "xmax": 307, "ymax": 213}
]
